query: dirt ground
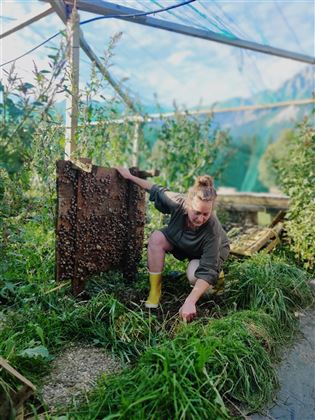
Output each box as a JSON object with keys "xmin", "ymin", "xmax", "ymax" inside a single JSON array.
[{"xmin": 250, "ymin": 310, "xmax": 315, "ymax": 420}]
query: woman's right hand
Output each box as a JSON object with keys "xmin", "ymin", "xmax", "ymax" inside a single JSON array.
[{"xmin": 116, "ymin": 167, "xmax": 132, "ymax": 180}]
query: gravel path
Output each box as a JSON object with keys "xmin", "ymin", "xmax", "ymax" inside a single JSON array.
[
  {"xmin": 250, "ymin": 310, "xmax": 315, "ymax": 420},
  {"xmin": 41, "ymin": 345, "xmax": 122, "ymax": 411}
]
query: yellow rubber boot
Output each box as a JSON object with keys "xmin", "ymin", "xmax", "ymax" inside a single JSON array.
[
  {"xmin": 208, "ymin": 271, "xmax": 225, "ymax": 296},
  {"xmin": 145, "ymin": 272, "xmax": 162, "ymax": 308},
  {"xmin": 214, "ymin": 271, "xmax": 225, "ymax": 296}
]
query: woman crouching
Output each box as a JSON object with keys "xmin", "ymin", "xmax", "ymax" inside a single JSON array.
[{"xmin": 116, "ymin": 167, "xmax": 230, "ymax": 322}]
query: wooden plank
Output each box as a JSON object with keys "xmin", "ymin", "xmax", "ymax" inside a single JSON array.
[
  {"xmin": 56, "ymin": 163, "xmax": 146, "ymax": 295},
  {"xmin": 59, "ymin": 0, "xmax": 315, "ymax": 64},
  {"xmin": 247, "ymin": 229, "xmax": 275, "ymax": 254},
  {"xmin": 264, "ymin": 237, "xmax": 280, "ymax": 253},
  {"xmin": 0, "ymin": 358, "xmax": 36, "ymax": 391},
  {"xmin": 217, "ymin": 192, "xmax": 289, "ymax": 210},
  {"xmin": 229, "ymin": 222, "xmax": 283, "ymax": 256}
]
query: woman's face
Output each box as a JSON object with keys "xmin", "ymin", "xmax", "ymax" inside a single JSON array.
[{"xmin": 187, "ymin": 197, "xmax": 213, "ymax": 227}]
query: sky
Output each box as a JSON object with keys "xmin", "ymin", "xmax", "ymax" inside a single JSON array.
[{"xmin": 1, "ymin": 0, "xmax": 314, "ymax": 110}]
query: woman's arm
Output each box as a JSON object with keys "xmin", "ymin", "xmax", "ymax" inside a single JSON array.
[
  {"xmin": 179, "ymin": 279, "xmax": 213, "ymax": 322},
  {"xmin": 116, "ymin": 167, "xmax": 153, "ymax": 192}
]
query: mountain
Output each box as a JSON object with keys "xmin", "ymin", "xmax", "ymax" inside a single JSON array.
[
  {"xmin": 54, "ymin": 67, "xmax": 313, "ymax": 192},
  {"xmin": 143, "ymin": 67, "xmax": 313, "ymax": 191},
  {"xmin": 206, "ymin": 66, "xmax": 314, "ymax": 191},
  {"xmin": 217, "ymin": 65, "xmax": 313, "ymax": 109}
]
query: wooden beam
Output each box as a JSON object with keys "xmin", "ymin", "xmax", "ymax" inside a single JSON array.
[
  {"xmin": 62, "ymin": 0, "xmax": 315, "ymax": 64},
  {"xmin": 0, "ymin": 357, "xmax": 36, "ymax": 418},
  {"xmin": 70, "ymin": 97, "xmax": 314, "ymax": 127},
  {"xmin": 47, "ymin": 0, "xmax": 138, "ymax": 114},
  {"xmin": 217, "ymin": 192, "xmax": 290, "ymax": 210},
  {"xmin": 65, "ymin": 5, "xmax": 80, "ymax": 159},
  {"xmin": 132, "ymin": 122, "xmax": 140, "ymax": 166},
  {"xmin": 0, "ymin": 357, "xmax": 36, "ymax": 391},
  {"xmin": 149, "ymin": 98, "xmax": 315, "ymax": 119},
  {"xmin": 0, "ymin": 6, "xmax": 54, "ymax": 40}
]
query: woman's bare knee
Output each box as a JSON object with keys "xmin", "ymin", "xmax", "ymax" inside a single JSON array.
[{"xmin": 148, "ymin": 231, "xmax": 173, "ymax": 252}]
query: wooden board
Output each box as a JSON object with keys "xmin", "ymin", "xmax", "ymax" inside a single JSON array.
[{"xmin": 56, "ymin": 161, "xmax": 146, "ymax": 295}]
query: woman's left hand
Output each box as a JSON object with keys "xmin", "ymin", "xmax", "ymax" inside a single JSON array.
[
  {"xmin": 179, "ymin": 300, "xmax": 197, "ymax": 322},
  {"xmin": 116, "ymin": 167, "xmax": 132, "ymax": 180}
]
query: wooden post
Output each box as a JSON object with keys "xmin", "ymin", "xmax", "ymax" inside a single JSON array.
[
  {"xmin": 132, "ymin": 121, "xmax": 140, "ymax": 167},
  {"xmin": 65, "ymin": 5, "xmax": 80, "ymax": 160},
  {"xmin": 48, "ymin": 0, "xmax": 139, "ymax": 114}
]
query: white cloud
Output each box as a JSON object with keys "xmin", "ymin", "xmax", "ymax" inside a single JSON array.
[
  {"xmin": 1, "ymin": 0, "xmax": 313, "ymax": 110},
  {"xmin": 166, "ymin": 50, "xmax": 193, "ymax": 66}
]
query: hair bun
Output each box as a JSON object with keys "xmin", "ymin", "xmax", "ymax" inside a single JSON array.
[{"xmin": 195, "ymin": 175, "xmax": 214, "ymax": 188}]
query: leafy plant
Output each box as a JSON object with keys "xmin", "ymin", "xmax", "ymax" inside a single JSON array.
[
  {"xmin": 275, "ymin": 120, "xmax": 315, "ymax": 269},
  {"xmin": 151, "ymin": 108, "xmax": 231, "ymax": 192},
  {"xmin": 0, "ymin": 46, "xmax": 66, "ymax": 217},
  {"xmin": 259, "ymin": 129, "xmax": 295, "ymax": 189}
]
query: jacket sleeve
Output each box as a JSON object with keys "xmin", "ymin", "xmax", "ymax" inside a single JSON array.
[
  {"xmin": 194, "ymin": 223, "xmax": 221, "ymax": 286},
  {"xmin": 149, "ymin": 184, "xmax": 182, "ymax": 214}
]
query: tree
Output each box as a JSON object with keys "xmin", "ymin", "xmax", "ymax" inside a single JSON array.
[
  {"xmin": 259, "ymin": 129, "xmax": 295, "ymax": 190},
  {"xmin": 151, "ymin": 109, "xmax": 230, "ymax": 192}
]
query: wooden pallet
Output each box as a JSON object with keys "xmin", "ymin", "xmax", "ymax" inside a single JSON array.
[{"xmin": 229, "ymin": 221, "xmax": 284, "ymax": 257}]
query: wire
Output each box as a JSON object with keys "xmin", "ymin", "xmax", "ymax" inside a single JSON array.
[
  {"xmin": 207, "ymin": 1, "xmax": 250, "ymax": 40},
  {"xmin": 273, "ymin": 0, "xmax": 305, "ymax": 54},
  {"xmin": 79, "ymin": 0, "xmax": 196, "ymax": 26},
  {"xmin": 147, "ymin": 0, "xmax": 206, "ymax": 31},
  {"xmin": 1, "ymin": 0, "xmax": 196, "ymax": 68},
  {"xmin": 1, "ymin": 32, "xmax": 60, "ymax": 68}
]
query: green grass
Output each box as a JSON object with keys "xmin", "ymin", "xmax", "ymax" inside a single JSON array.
[
  {"xmin": 1, "ymin": 212, "xmax": 314, "ymax": 418},
  {"xmin": 0, "ymin": 290, "xmax": 163, "ymax": 383},
  {"xmin": 225, "ymin": 253, "xmax": 314, "ymax": 327},
  {"xmin": 65, "ymin": 309, "xmax": 282, "ymax": 419}
]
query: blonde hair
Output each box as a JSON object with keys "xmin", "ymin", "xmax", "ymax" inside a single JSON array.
[{"xmin": 187, "ymin": 175, "xmax": 217, "ymax": 204}]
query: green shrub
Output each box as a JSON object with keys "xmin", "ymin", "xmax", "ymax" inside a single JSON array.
[{"xmin": 276, "ymin": 120, "xmax": 315, "ymax": 269}]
